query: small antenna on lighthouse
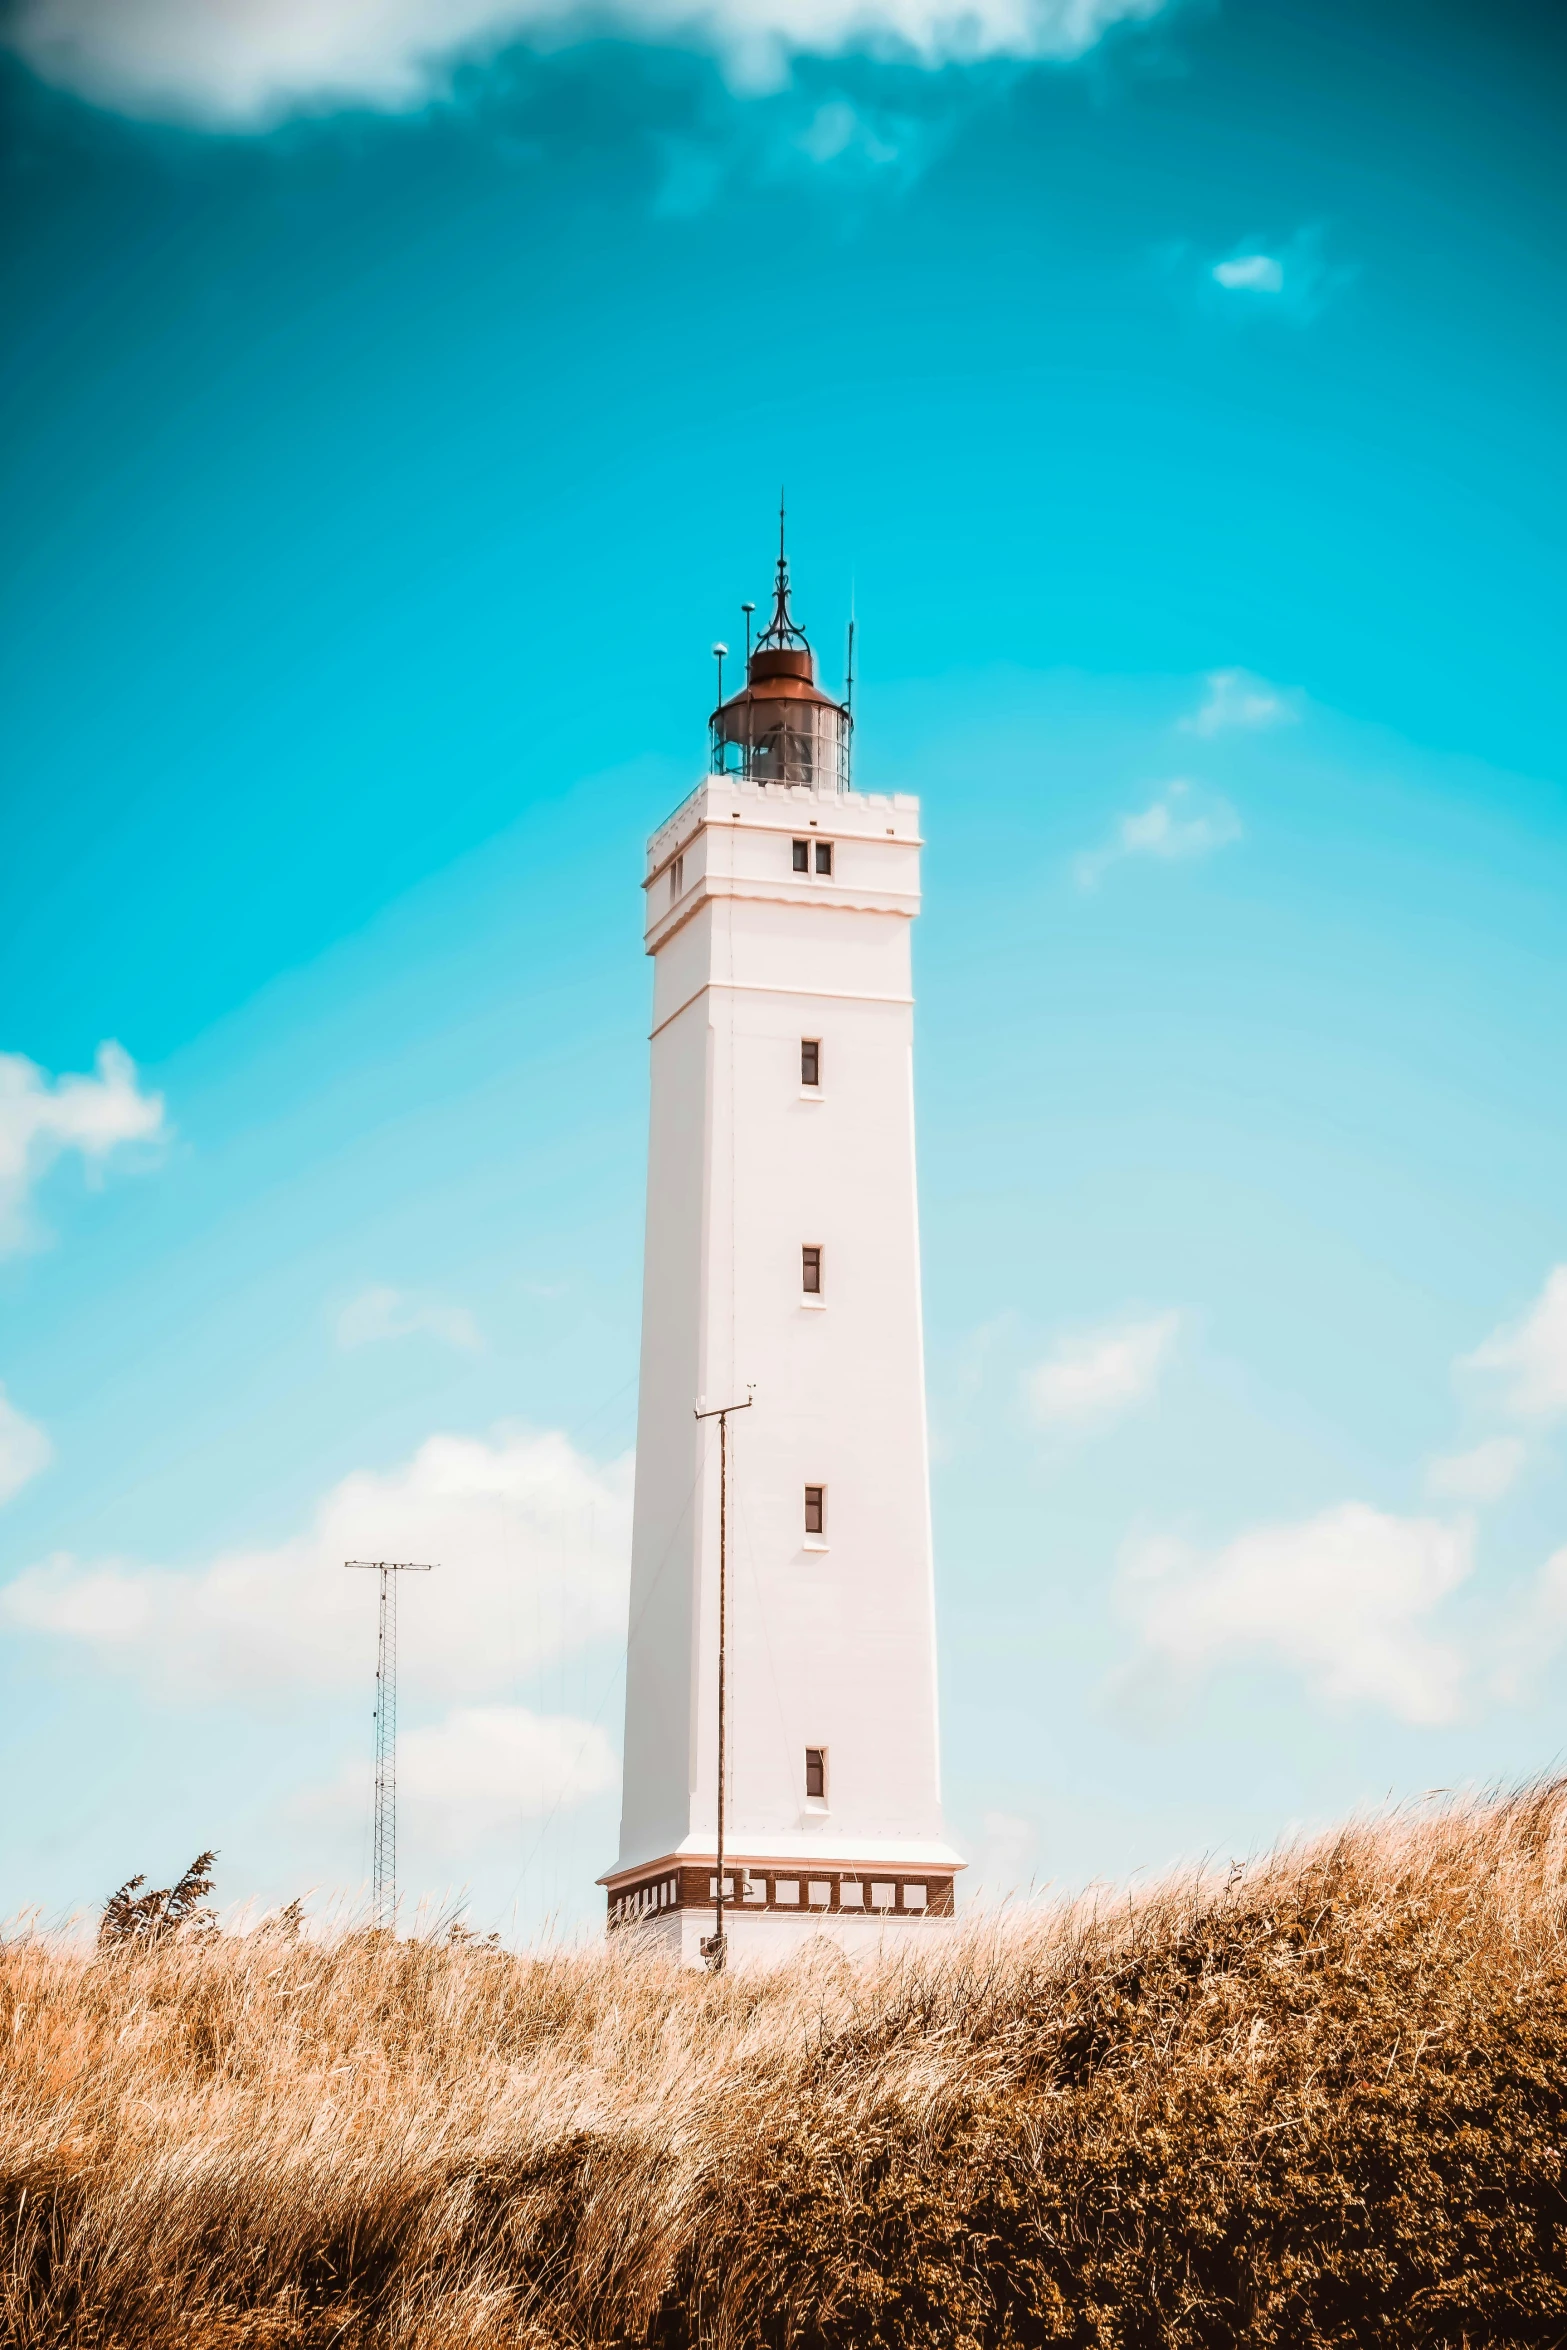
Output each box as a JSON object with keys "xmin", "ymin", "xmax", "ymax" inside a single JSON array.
[
  {"xmin": 740, "ymin": 605, "xmax": 756, "ymax": 780},
  {"xmin": 843, "ymin": 589, "xmax": 856, "ymax": 795},
  {"xmin": 712, "ymin": 640, "xmax": 727, "ymax": 710},
  {"xmin": 345, "ymin": 1558, "xmax": 434, "ymax": 1933}
]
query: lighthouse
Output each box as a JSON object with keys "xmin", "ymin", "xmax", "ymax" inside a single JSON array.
[{"xmin": 600, "ymin": 522, "xmax": 963, "ymax": 1959}]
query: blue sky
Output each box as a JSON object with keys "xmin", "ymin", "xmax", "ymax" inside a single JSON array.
[{"xmin": 2, "ymin": 0, "xmax": 1565, "ymax": 1937}]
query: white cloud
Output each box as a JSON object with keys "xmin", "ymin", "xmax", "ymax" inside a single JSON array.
[
  {"xmin": 1074, "ymin": 781, "xmax": 1241, "ymax": 888},
  {"xmin": 1487, "ymin": 1546, "xmax": 1567, "ymax": 1706},
  {"xmin": 797, "ymin": 97, "xmax": 896, "ymax": 165},
  {"xmin": 1201, "ymin": 227, "xmax": 1349, "ymax": 325},
  {"xmin": 399, "ymin": 1705, "xmax": 617, "ymax": 1839},
  {"xmin": 1213, "ymin": 253, "xmax": 1282, "ymax": 294},
  {"xmin": 1120, "ymin": 1502, "xmax": 1472, "ymax": 1725},
  {"xmin": 0, "ymin": 1042, "xmax": 166, "ymax": 1255},
  {"xmin": 1025, "ymin": 1311, "xmax": 1178, "ymax": 1430},
  {"xmin": 0, "ymin": 1390, "xmax": 53, "ymax": 1508},
  {"xmin": 969, "ymin": 1808, "xmax": 1038, "ymax": 1903},
  {"xmin": 1464, "ymin": 1266, "xmax": 1567, "ymax": 1424},
  {"xmin": 1, "ymin": 0, "xmax": 1169, "ymax": 127},
  {"xmin": 1426, "ymin": 1435, "xmax": 1525, "ymax": 1504},
  {"xmin": 1, "ymin": 1424, "xmax": 631, "ymax": 1703},
  {"xmin": 1118, "ymin": 788, "xmax": 1237, "ymax": 858},
  {"xmin": 336, "ymin": 1284, "xmax": 483, "ymax": 1353},
  {"xmin": 302, "ymin": 1700, "xmax": 618, "ymax": 1860},
  {"xmin": 1180, "ymin": 667, "xmax": 1299, "ymax": 738}
]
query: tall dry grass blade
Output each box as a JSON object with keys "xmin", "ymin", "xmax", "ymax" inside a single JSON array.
[{"xmin": 4, "ymin": 1784, "xmax": 1567, "ymax": 2345}]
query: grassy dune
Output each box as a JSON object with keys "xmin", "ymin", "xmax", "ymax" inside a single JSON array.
[{"xmin": 5, "ymin": 1784, "xmax": 1567, "ymax": 2347}]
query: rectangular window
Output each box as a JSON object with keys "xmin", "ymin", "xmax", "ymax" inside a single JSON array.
[
  {"xmin": 775, "ymin": 1880, "xmax": 801, "ymax": 1905},
  {"xmin": 839, "ymin": 1879, "xmax": 863, "ymax": 1908},
  {"xmin": 804, "ymin": 1746, "xmax": 826, "ymax": 1800},
  {"xmin": 808, "ymin": 1880, "xmax": 832, "ymax": 1908},
  {"xmin": 802, "ymin": 1245, "xmax": 821, "ymax": 1294},
  {"xmin": 792, "ymin": 839, "xmax": 809, "ymax": 872},
  {"xmin": 800, "ymin": 1038, "xmax": 820, "ymax": 1087},
  {"xmin": 669, "ymin": 853, "xmax": 684, "ymax": 902},
  {"xmin": 804, "ymin": 1484, "xmax": 825, "ymax": 1536},
  {"xmin": 815, "ymin": 840, "xmax": 833, "ymax": 875},
  {"xmin": 904, "ymin": 1884, "xmax": 927, "ymax": 1911}
]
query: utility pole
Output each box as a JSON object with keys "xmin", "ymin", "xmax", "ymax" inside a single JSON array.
[
  {"xmin": 345, "ymin": 1559, "xmax": 435, "ymax": 1931},
  {"xmin": 693, "ymin": 1391, "xmax": 753, "ymax": 1973}
]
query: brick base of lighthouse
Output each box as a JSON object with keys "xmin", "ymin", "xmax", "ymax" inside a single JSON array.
[{"xmin": 602, "ymin": 1857, "xmax": 958, "ymax": 1965}]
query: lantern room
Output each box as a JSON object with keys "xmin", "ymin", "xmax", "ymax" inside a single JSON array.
[{"xmin": 709, "ymin": 521, "xmax": 852, "ymax": 792}]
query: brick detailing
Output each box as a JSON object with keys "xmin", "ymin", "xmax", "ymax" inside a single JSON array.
[{"xmin": 607, "ymin": 1868, "xmax": 954, "ymax": 1924}]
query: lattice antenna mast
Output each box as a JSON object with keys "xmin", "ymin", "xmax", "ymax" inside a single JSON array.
[{"xmin": 345, "ymin": 1559, "xmax": 435, "ymax": 1930}]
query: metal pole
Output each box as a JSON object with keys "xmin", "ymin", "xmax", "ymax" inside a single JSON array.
[
  {"xmin": 711, "ymin": 642, "xmax": 728, "ymax": 775},
  {"xmin": 715, "ymin": 1410, "xmax": 729, "ymax": 1960},
  {"xmin": 844, "ymin": 613, "xmax": 855, "ymax": 795},
  {"xmin": 693, "ymin": 1393, "xmax": 752, "ymax": 1973}
]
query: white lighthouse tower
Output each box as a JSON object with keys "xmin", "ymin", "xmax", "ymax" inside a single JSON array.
[{"xmin": 600, "ymin": 522, "xmax": 963, "ymax": 1960}]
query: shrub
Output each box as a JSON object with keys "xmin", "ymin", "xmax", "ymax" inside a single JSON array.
[{"xmin": 3, "ymin": 1787, "xmax": 1566, "ymax": 2347}]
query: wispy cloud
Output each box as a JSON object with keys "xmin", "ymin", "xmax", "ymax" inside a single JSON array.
[
  {"xmin": 1202, "ymin": 225, "xmax": 1351, "ymax": 323},
  {"xmin": 1, "ymin": 0, "xmax": 1170, "ymax": 128},
  {"xmin": 1180, "ymin": 668, "xmax": 1300, "ymax": 738},
  {"xmin": 1025, "ymin": 1311, "xmax": 1179, "ymax": 1430},
  {"xmin": 1212, "ymin": 253, "xmax": 1282, "ymax": 293},
  {"xmin": 1426, "ymin": 1436, "xmax": 1525, "ymax": 1504},
  {"xmin": 1463, "ymin": 1266, "xmax": 1567, "ymax": 1424},
  {"xmin": 1119, "ymin": 1503, "xmax": 1473, "ymax": 1726},
  {"xmin": 1492, "ymin": 1546, "xmax": 1567, "ymax": 1704},
  {"xmin": 2, "ymin": 1424, "xmax": 631, "ymax": 1702},
  {"xmin": 1074, "ymin": 780, "xmax": 1241, "ymax": 889},
  {"xmin": 0, "ymin": 1389, "xmax": 52, "ymax": 1508},
  {"xmin": 1412, "ymin": 1265, "xmax": 1567, "ymax": 1510},
  {"xmin": 969, "ymin": 1809, "xmax": 1039, "ymax": 1904},
  {"xmin": 306, "ymin": 1702, "xmax": 617, "ymax": 1849},
  {"xmin": 796, "ymin": 98, "xmax": 897, "ymax": 167},
  {"xmin": 1113, "ymin": 1267, "xmax": 1567, "ymax": 1729},
  {"xmin": 336, "ymin": 1285, "xmax": 483, "ymax": 1353},
  {"xmin": 0, "ymin": 1042, "xmax": 167, "ymax": 1256},
  {"xmin": 3, "ymin": 1424, "xmax": 632, "ymax": 1884}
]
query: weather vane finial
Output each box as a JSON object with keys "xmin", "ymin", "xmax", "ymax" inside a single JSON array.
[{"xmin": 757, "ymin": 484, "xmax": 808, "ymax": 655}]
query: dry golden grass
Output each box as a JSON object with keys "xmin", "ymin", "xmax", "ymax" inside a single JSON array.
[{"xmin": 6, "ymin": 1782, "xmax": 1567, "ymax": 2348}]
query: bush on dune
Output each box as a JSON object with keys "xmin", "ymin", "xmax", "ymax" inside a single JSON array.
[{"xmin": 3, "ymin": 1784, "xmax": 1567, "ymax": 2347}]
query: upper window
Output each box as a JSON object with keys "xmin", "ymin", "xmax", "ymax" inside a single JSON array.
[
  {"xmin": 815, "ymin": 840, "xmax": 833, "ymax": 876},
  {"xmin": 670, "ymin": 854, "xmax": 684, "ymax": 902},
  {"xmin": 800, "ymin": 1039, "xmax": 820, "ymax": 1087},
  {"xmin": 804, "ymin": 1485, "xmax": 825, "ymax": 1537},
  {"xmin": 805, "ymin": 1747, "xmax": 827, "ymax": 1801},
  {"xmin": 792, "ymin": 839, "xmax": 809, "ymax": 872},
  {"xmin": 802, "ymin": 1246, "xmax": 821, "ymax": 1295}
]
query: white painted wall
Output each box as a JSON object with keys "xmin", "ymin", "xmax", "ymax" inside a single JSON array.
[
  {"xmin": 624, "ymin": 1906, "xmax": 958, "ymax": 1967},
  {"xmin": 609, "ymin": 775, "xmax": 964, "ymax": 1928}
]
